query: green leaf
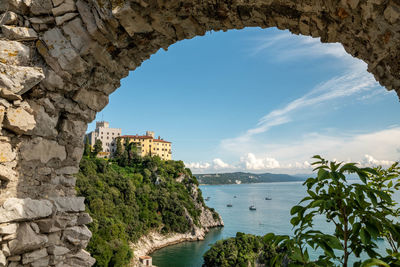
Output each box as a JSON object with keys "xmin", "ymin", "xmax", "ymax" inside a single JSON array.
[
  {"xmin": 365, "ymin": 222, "xmax": 379, "ymax": 239},
  {"xmin": 325, "ymin": 235, "xmax": 343, "ymax": 250},
  {"xmin": 360, "ymin": 258, "xmax": 389, "ymax": 267},
  {"xmin": 360, "ymin": 228, "xmax": 371, "ymax": 245},
  {"xmin": 311, "ymin": 200, "xmax": 324, "ymax": 208},
  {"xmin": 353, "ymin": 222, "xmax": 361, "ymax": 235},
  {"xmin": 367, "ymin": 191, "xmax": 378, "ymax": 207},
  {"xmin": 290, "ymin": 205, "xmax": 303, "ymax": 215}
]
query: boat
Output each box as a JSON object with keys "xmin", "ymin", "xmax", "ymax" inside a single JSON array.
[
  {"xmin": 234, "ymin": 195, "xmax": 237, "ymax": 198},
  {"xmin": 249, "ymin": 205, "xmax": 256, "ymax": 211},
  {"xmin": 265, "ymin": 197, "xmax": 272, "ymax": 200},
  {"xmin": 205, "ymin": 197, "xmax": 210, "ymax": 201},
  {"xmin": 227, "ymin": 204, "xmax": 233, "ymax": 207}
]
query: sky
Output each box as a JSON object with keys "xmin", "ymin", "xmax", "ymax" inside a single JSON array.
[{"xmin": 87, "ymin": 27, "xmax": 400, "ymax": 175}]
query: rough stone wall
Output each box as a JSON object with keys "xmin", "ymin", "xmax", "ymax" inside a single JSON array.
[{"xmin": 0, "ymin": 0, "xmax": 399, "ymax": 265}]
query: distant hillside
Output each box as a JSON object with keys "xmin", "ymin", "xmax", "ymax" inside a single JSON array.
[{"xmin": 195, "ymin": 172, "xmax": 305, "ymax": 185}]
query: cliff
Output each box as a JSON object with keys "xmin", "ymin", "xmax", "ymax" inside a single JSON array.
[
  {"xmin": 76, "ymin": 156, "xmax": 223, "ymax": 266},
  {"xmin": 130, "ymin": 181, "xmax": 224, "ymax": 266}
]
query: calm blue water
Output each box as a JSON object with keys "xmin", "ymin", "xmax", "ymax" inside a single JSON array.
[{"xmin": 151, "ymin": 182, "xmax": 392, "ymax": 267}]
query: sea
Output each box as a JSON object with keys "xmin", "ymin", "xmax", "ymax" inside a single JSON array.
[{"xmin": 150, "ymin": 182, "xmax": 393, "ymax": 267}]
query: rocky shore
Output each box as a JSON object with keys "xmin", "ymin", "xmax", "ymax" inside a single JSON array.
[{"xmin": 130, "ymin": 205, "xmax": 224, "ymax": 267}]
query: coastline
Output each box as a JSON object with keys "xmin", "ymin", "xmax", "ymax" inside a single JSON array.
[
  {"xmin": 129, "ymin": 225, "xmax": 222, "ymax": 267},
  {"xmin": 129, "ymin": 206, "xmax": 224, "ymax": 266}
]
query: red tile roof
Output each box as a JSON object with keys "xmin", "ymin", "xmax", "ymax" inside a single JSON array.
[
  {"xmin": 119, "ymin": 135, "xmax": 153, "ymax": 139},
  {"xmin": 118, "ymin": 135, "xmax": 171, "ymax": 143},
  {"xmin": 139, "ymin": 256, "xmax": 151, "ymax": 260},
  {"xmin": 153, "ymin": 139, "xmax": 171, "ymax": 143}
]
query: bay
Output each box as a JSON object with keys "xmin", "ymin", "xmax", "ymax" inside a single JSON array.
[{"xmin": 151, "ymin": 182, "xmax": 392, "ymax": 267}]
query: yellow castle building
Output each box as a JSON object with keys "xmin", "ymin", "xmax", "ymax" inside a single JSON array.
[{"xmin": 119, "ymin": 131, "xmax": 172, "ymax": 160}]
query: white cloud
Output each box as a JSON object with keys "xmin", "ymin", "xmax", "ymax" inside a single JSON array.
[
  {"xmin": 360, "ymin": 154, "xmax": 395, "ymax": 167},
  {"xmin": 186, "ymin": 127, "xmax": 400, "ymax": 174},
  {"xmin": 250, "ymin": 32, "xmax": 348, "ymax": 60},
  {"xmin": 184, "ymin": 162, "xmax": 210, "ymax": 169},
  {"xmin": 221, "ymin": 31, "xmax": 381, "ymax": 152},
  {"xmin": 221, "ymin": 65, "xmax": 377, "ymax": 149},
  {"xmin": 240, "ymin": 153, "xmax": 280, "ymax": 170},
  {"xmin": 185, "ymin": 158, "xmax": 234, "ymax": 173},
  {"xmin": 212, "ymin": 158, "xmax": 231, "ymax": 169}
]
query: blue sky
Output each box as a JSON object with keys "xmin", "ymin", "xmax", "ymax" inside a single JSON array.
[{"xmin": 88, "ymin": 27, "xmax": 400, "ymax": 174}]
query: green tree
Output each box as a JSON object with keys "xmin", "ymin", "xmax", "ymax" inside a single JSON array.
[
  {"xmin": 83, "ymin": 137, "xmax": 92, "ymax": 156},
  {"xmin": 115, "ymin": 138, "xmax": 122, "ymax": 157},
  {"xmin": 287, "ymin": 156, "xmax": 400, "ymax": 266},
  {"xmin": 92, "ymin": 139, "xmax": 103, "ymax": 157}
]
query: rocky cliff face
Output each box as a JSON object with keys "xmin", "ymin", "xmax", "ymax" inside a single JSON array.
[{"xmin": 130, "ymin": 181, "xmax": 223, "ymax": 266}]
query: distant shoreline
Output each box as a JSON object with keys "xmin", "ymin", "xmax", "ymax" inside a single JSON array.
[
  {"xmin": 199, "ymin": 180, "xmax": 305, "ymax": 186},
  {"xmin": 195, "ymin": 172, "xmax": 306, "ymax": 185}
]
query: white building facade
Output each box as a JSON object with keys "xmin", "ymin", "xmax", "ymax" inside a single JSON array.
[{"xmin": 85, "ymin": 121, "xmax": 121, "ymax": 155}]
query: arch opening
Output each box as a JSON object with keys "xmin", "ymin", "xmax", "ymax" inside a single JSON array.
[{"xmin": 0, "ymin": 0, "xmax": 400, "ymax": 265}]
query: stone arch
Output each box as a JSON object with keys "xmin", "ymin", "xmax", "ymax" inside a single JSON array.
[{"xmin": 0, "ymin": 0, "xmax": 399, "ymax": 265}]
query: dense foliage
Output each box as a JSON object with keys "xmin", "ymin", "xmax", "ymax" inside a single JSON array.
[
  {"xmin": 76, "ymin": 155, "xmax": 208, "ymax": 266},
  {"xmin": 196, "ymin": 172, "xmax": 303, "ymax": 185},
  {"xmin": 203, "ymin": 156, "xmax": 400, "ymax": 267},
  {"xmin": 203, "ymin": 232, "xmax": 287, "ymax": 267}
]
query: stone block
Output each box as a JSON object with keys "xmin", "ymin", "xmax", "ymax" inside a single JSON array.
[
  {"xmin": 2, "ymin": 233, "xmax": 17, "ymax": 241},
  {"xmin": 47, "ymin": 231, "xmax": 62, "ymax": 246},
  {"xmin": 22, "ymin": 248, "xmax": 47, "ymax": 264},
  {"xmin": 3, "ymin": 106, "xmax": 36, "ymax": 135},
  {"xmin": 52, "ymin": 0, "xmax": 76, "ymax": 16},
  {"xmin": 0, "ymin": 223, "xmax": 18, "ymax": 234},
  {"xmin": 0, "ymin": 40, "xmax": 30, "ymax": 65},
  {"xmin": 112, "ymin": 3, "xmax": 153, "ymax": 37},
  {"xmin": 30, "ymin": 16, "xmax": 55, "ymax": 24},
  {"xmin": 0, "ymin": 251, "xmax": 5, "ymax": 267},
  {"xmin": 0, "ymin": 88, "xmax": 22, "ymax": 101},
  {"xmin": 30, "ymin": 0, "xmax": 53, "ymax": 15},
  {"xmin": 0, "ymin": 11, "xmax": 18, "ymax": 25},
  {"xmin": 30, "ymin": 222, "xmax": 40, "ymax": 233},
  {"xmin": 36, "ymin": 218, "xmax": 61, "ymax": 233},
  {"xmin": 384, "ymin": 4, "xmax": 400, "ymax": 24},
  {"xmin": 29, "ymin": 102, "xmax": 58, "ymax": 138},
  {"xmin": 1, "ymin": 25, "xmax": 38, "ymax": 40},
  {"xmin": 56, "ymin": 12, "xmax": 78, "ymax": 25},
  {"xmin": 0, "ymin": 63, "xmax": 44, "ymax": 95},
  {"xmin": 42, "ymin": 28, "xmax": 87, "ymax": 73},
  {"xmin": 77, "ymin": 213, "xmax": 92, "ymax": 225},
  {"xmin": 64, "ymin": 249, "xmax": 95, "ymax": 267},
  {"xmin": 1, "ymin": 243, "xmax": 10, "ymax": 257},
  {"xmin": 52, "ymin": 0, "xmax": 64, "ymax": 7},
  {"xmin": 31, "ymin": 256, "xmax": 49, "ymax": 267},
  {"xmin": 62, "ymin": 226, "xmax": 91, "ymax": 247},
  {"xmin": 51, "ymin": 197, "xmax": 85, "ymax": 212},
  {"xmin": 20, "ymin": 137, "xmax": 67, "ymax": 164},
  {"xmin": 8, "ymin": 223, "xmax": 48, "ymax": 254},
  {"xmin": 0, "ymin": 198, "xmax": 53, "ymax": 223},
  {"xmin": 76, "ymin": 0, "xmax": 108, "ymax": 44},
  {"xmin": 47, "ymin": 245, "xmax": 70, "ymax": 256},
  {"xmin": 72, "ymin": 88, "xmax": 109, "ymax": 112},
  {"xmin": 0, "ymin": 142, "xmax": 16, "ymax": 163},
  {"xmin": 54, "ymin": 213, "xmax": 77, "ymax": 228}
]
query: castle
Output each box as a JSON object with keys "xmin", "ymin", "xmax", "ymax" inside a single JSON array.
[{"xmin": 85, "ymin": 122, "xmax": 172, "ymax": 160}]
